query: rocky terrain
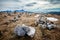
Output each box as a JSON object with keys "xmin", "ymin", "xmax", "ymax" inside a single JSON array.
[{"xmin": 0, "ymin": 12, "xmax": 60, "ymax": 40}]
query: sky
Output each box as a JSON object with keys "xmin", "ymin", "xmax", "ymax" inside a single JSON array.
[{"xmin": 0, "ymin": 0, "xmax": 60, "ymax": 12}]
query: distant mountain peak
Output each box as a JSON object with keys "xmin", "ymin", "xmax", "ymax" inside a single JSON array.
[{"xmin": 14, "ymin": 9, "xmax": 27, "ymax": 12}]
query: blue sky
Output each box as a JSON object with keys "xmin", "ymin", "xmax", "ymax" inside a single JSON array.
[{"xmin": 0, "ymin": 0, "xmax": 60, "ymax": 12}]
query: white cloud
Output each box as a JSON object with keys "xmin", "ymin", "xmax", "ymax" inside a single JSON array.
[{"xmin": 0, "ymin": 0, "xmax": 60, "ymax": 11}]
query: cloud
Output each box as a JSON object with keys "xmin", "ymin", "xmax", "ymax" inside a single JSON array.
[
  {"xmin": 0, "ymin": 0, "xmax": 60, "ymax": 12},
  {"xmin": 49, "ymin": 0, "xmax": 60, "ymax": 4},
  {"xmin": 35, "ymin": 0, "xmax": 60, "ymax": 4},
  {"xmin": 25, "ymin": 2, "xmax": 37, "ymax": 7}
]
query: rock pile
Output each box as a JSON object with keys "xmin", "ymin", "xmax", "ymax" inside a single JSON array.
[{"xmin": 35, "ymin": 16, "xmax": 57, "ymax": 30}]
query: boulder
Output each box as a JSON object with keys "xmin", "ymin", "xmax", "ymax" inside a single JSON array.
[{"xmin": 14, "ymin": 24, "xmax": 35, "ymax": 37}]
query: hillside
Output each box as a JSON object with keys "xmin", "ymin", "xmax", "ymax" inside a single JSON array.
[{"xmin": 0, "ymin": 12, "xmax": 60, "ymax": 40}]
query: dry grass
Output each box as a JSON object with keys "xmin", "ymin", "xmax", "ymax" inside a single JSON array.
[{"xmin": 0, "ymin": 12, "xmax": 60, "ymax": 40}]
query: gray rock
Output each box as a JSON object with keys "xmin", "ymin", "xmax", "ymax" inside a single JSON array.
[
  {"xmin": 14, "ymin": 24, "xmax": 35, "ymax": 37},
  {"xmin": 14, "ymin": 25, "xmax": 30, "ymax": 36},
  {"xmin": 14, "ymin": 26, "xmax": 26, "ymax": 36},
  {"xmin": 46, "ymin": 23, "xmax": 55, "ymax": 30}
]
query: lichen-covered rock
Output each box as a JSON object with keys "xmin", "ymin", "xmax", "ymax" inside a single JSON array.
[
  {"xmin": 27, "ymin": 27, "xmax": 35, "ymax": 38},
  {"xmin": 14, "ymin": 26, "xmax": 26, "ymax": 36},
  {"xmin": 46, "ymin": 23, "xmax": 56, "ymax": 30},
  {"xmin": 14, "ymin": 24, "xmax": 35, "ymax": 37}
]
